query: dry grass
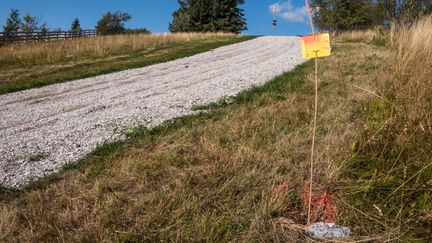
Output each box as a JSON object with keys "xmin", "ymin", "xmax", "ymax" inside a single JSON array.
[
  {"xmin": 336, "ymin": 28, "xmax": 384, "ymax": 43},
  {"xmin": 0, "ymin": 38, "xmax": 392, "ymax": 241},
  {"xmin": 0, "ymin": 32, "xmax": 235, "ymax": 65},
  {"xmin": 389, "ymin": 16, "xmax": 432, "ymax": 121},
  {"xmin": 334, "ymin": 28, "xmax": 388, "ymax": 49},
  {"xmin": 382, "ymin": 16, "xmax": 432, "ymax": 235},
  {"xmin": 337, "ymin": 16, "xmax": 432, "ymax": 241}
]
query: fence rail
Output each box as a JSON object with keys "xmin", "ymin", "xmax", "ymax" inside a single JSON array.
[{"xmin": 0, "ymin": 30, "xmax": 97, "ymax": 42}]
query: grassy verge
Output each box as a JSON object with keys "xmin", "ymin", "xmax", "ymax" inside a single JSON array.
[
  {"xmin": 0, "ymin": 33, "xmax": 253, "ymax": 94},
  {"xmin": 0, "ymin": 38, "xmax": 394, "ymax": 241}
]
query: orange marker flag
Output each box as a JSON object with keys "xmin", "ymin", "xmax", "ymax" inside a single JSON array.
[
  {"xmin": 301, "ymin": 0, "xmax": 331, "ymax": 59},
  {"xmin": 301, "ymin": 33, "xmax": 331, "ymax": 59}
]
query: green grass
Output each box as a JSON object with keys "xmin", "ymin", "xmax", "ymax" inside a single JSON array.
[
  {"xmin": 0, "ymin": 36, "xmax": 254, "ymax": 94},
  {"xmin": 340, "ymin": 99, "xmax": 432, "ymax": 240},
  {"xmin": 0, "ymin": 186, "xmax": 19, "ymax": 201},
  {"xmin": 28, "ymin": 153, "xmax": 47, "ymax": 162}
]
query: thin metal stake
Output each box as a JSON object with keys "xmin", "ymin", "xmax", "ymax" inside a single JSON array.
[
  {"xmin": 272, "ymin": 5, "xmax": 277, "ymax": 36},
  {"xmin": 307, "ymin": 51, "xmax": 319, "ymax": 225}
]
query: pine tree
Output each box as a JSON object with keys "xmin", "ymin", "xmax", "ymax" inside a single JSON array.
[
  {"xmin": 3, "ymin": 9, "xmax": 21, "ymax": 34},
  {"xmin": 169, "ymin": 0, "xmax": 247, "ymax": 33},
  {"xmin": 188, "ymin": 0, "xmax": 213, "ymax": 31},
  {"xmin": 71, "ymin": 18, "xmax": 81, "ymax": 33},
  {"xmin": 169, "ymin": 8, "xmax": 191, "ymax": 32},
  {"xmin": 211, "ymin": 0, "xmax": 247, "ymax": 33},
  {"xmin": 169, "ymin": 0, "xmax": 211, "ymax": 32}
]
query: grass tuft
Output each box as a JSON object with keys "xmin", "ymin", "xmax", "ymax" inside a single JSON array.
[{"xmin": 28, "ymin": 153, "xmax": 47, "ymax": 162}]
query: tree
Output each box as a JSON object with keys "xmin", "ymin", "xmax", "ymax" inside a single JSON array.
[
  {"xmin": 96, "ymin": 11, "xmax": 132, "ymax": 35},
  {"xmin": 40, "ymin": 23, "xmax": 49, "ymax": 37},
  {"xmin": 169, "ymin": 7, "xmax": 192, "ymax": 32},
  {"xmin": 188, "ymin": 0, "xmax": 213, "ymax": 32},
  {"xmin": 311, "ymin": 0, "xmax": 377, "ymax": 32},
  {"xmin": 169, "ymin": 0, "xmax": 247, "ymax": 33},
  {"xmin": 312, "ymin": 0, "xmax": 432, "ymax": 32},
  {"xmin": 71, "ymin": 18, "xmax": 81, "ymax": 33},
  {"xmin": 211, "ymin": 0, "xmax": 247, "ymax": 33},
  {"xmin": 170, "ymin": 0, "xmax": 212, "ymax": 32},
  {"xmin": 21, "ymin": 13, "xmax": 40, "ymax": 33},
  {"xmin": 3, "ymin": 9, "xmax": 21, "ymax": 34},
  {"xmin": 376, "ymin": 0, "xmax": 432, "ymax": 26}
]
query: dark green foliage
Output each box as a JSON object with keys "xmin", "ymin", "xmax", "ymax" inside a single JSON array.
[
  {"xmin": 170, "ymin": 2, "xmax": 192, "ymax": 33},
  {"xmin": 3, "ymin": 9, "xmax": 45, "ymax": 34},
  {"xmin": 211, "ymin": 0, "xmax": 247, "ymax": 33},
  {"xmin": 71, "ymin": 18, "xmax": 81, "ymax": 33},
  {"xmin": 312, "ymin": 0, "xmax": 432, "ymax": 32},
  {"xmin": 170, "ymin": 0, "xmax": 213, "ymax": 32},
  {"xmin": 312, "ymin": 0, "xmax": 377, "ymax": 32},
  {"xmin": 96, "ymin": 11, "xmax": 132, "ymax": 35},
  {"xmin": 376, "ymin": 0, "xmax": 432, "ymax": 25},
  {"xmin": 124, "ymin": 28, "xmax": 151, "ymax": 35},
  {"xmin": 40, "ymin": 23, "xmax": 49, "ymax": 34},
  {"xmin": 3, "ymin": 9, "xmax": 21, "ymax": 34},
  {"xmin": 21, "ymin": 13, "xmax": 39, "ymax": 33},
  {"xmin": 169, "ymin": 0, "xmax": 247, "ymax": 33},
  {"xmin": 28, "ymin": 153, "xmax": 47, "ymax": 162},
  {"xmin": 0, "ymin": 186, "xmax": 19, "ymax": 201}
]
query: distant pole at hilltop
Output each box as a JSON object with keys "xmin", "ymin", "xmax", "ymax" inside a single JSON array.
[{"xmin": 272, "ymin": 6, "xmax": 277, "ymax": 36}]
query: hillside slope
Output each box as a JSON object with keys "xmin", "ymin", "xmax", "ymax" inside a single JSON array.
[
  {"xmin": 1, "ymin": 17, "xmax": 431, "ymax": 241},
  {"xmin": 0, "ymin": 42, "xmax": 397, "ymax": 241}
]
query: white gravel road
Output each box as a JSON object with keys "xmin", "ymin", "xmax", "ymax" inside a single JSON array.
[{"xmin": 0, "ymin": 36, "xmax": 305, "ymax": 188}]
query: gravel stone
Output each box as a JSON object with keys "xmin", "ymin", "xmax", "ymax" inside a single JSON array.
[
  {"xmin": 0, "ymin": 36, "xmax": 305, "ymax": 188},
  {"xmin": 306, "ymin": 222, "xmax": 352, "ymax": 239}
]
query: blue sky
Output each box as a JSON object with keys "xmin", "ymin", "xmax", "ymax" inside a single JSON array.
[{"xmin": 0, "ymin": 1, "xmax": 311, "ymax": 36}]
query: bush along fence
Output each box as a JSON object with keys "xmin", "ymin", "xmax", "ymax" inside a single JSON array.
[{"xmin": 0, "ymin": 29, "xmax": 97, "ymax": 42}]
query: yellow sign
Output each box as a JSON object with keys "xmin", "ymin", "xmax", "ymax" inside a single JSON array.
[{"xmin": 301, "ymin": 33, "xmax": 331, "ymax": 59}]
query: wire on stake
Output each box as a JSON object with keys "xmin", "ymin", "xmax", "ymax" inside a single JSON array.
[{"xmin": 302, "ymin": 0, "xmax": 331, "ymax": 226}]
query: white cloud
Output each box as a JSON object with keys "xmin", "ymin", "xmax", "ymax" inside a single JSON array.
[{"xmin": 269, "ymin": 1, "xmax": 308, "ymax": 23}]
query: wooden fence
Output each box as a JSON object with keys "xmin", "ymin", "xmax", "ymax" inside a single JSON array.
[{"xmin": 0, "ymin": 30, "xmax": 97, "ymax": 42}]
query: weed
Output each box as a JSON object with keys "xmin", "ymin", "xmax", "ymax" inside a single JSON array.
[
  {"xmin": 191, "ymin": 96, "xmax": 234, "ymax": 111},
  {"xmin": 28, "ymin": 152, "xmax": 47, "ymax": 162}
]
